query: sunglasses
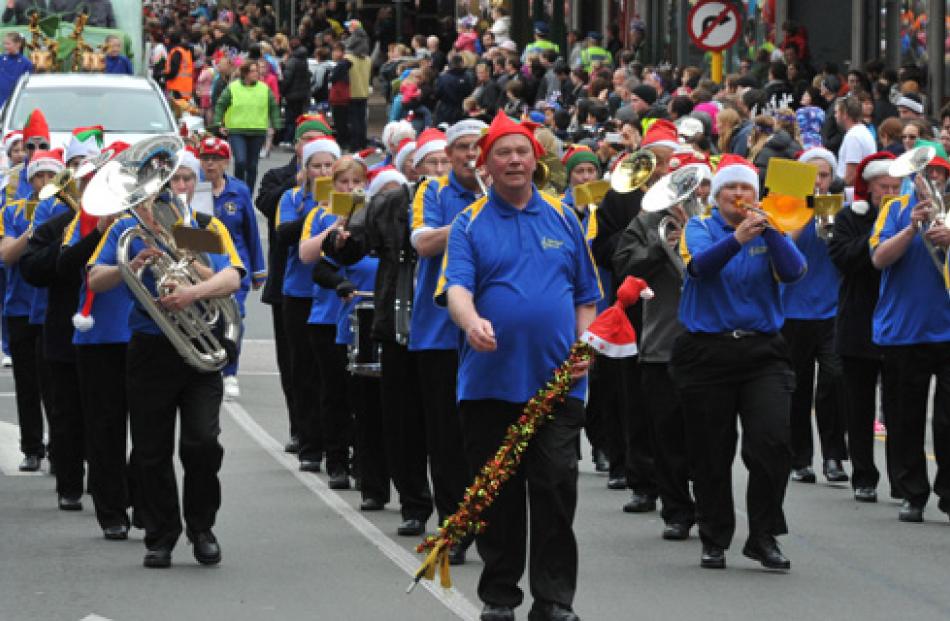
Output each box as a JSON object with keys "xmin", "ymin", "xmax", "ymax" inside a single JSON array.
[{"xmin": 26, "ymin": 142, "xmax": 49, "ymax": 150}]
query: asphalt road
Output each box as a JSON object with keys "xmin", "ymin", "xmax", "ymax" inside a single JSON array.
[{"xmin": 1, "ymin": 149, "xmax": 948, "ymax": 621}]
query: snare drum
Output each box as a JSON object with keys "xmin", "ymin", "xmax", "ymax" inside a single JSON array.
[{"xmin": 348, "ymin": 300, "xmax": 382, "ymax": 377}]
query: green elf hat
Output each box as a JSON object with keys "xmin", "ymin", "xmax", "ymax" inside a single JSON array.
[
  {"xmin": 64, "ymin": 125, "xmax": 105, "ymax": 163},
  {"xmin": 561, "ymin": 145, "xmax": 600, "ymax": 178},
  {"xmin": 295, "ymin": 113, "xmax": 334, "ymax": 141}
]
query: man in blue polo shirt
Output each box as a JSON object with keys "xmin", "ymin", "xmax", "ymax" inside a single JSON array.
[
  {"xmin": 408, "ymin": 119, "xmax": 484, "ymax": 561},
  {"xmin": 438, "ymin": 112, "xmax": 600, "ymax": 621},
  {"xmin": 869, "ymin": 165, "xmax": 950, "ymax": 524}
]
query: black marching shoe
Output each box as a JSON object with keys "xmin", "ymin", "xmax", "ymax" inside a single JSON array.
[
  {"xmin": 700, "ymin": 544, "xmax": 726, "ymax": 569},
  {"xmin": 622, "ymin": 491, "xmax": 656, "ymax": 513},
  {"xmin": 606, "ymin": 475, "xmax": 627, "ymax": 490},
  {"xmin": 327, "ymin": 468, "xmax": 351, "ymax": 490},
  {"xmin": 480, "ymin": 604, "xmax": 516, "ymax": 621},
  {"xmin": 189, "ymin": 530, "xmax": 222, "ymax": 565},
  {"xmin": 790, "ymin": 466, "xmax": 816, "ymax": 483},
  {"xmin": 898, "ymin": 500, "xmax": 924, "ymax": 523},
  {"xmin": 662, "ymin": 522, "xmax": 691, "ymax": 541},
  {"xmin": 143, "ymin": 548, "xmax": 172, "ymax": 568},
  {"xmin": 299, "ymin": 459, "xmax": 321, "ymax": 472},
  {"xmin": 528, "ymin": 601, "xmax": 580, "ymax": 621},
  {"xmin": 854, "ymin": 487, "xmax": 878, "ymax": 503},
  {"xmin": 742, "ymin": 535, "xmax": 790, "ymax": 570},
  {"xmin": 284, "ymin": 436, "xmax": 301, "ymax": 453},
  {"xmin": 397, "ymin": 518, "xmax": 425, "ymax": 536},
  {"xmin": 58, "ymin": 495, "xmax": 82, "ymax": 511},
  {"xmin": 18, "ymin": 454, "xmax": 41, "ymax": 472},
  {"xmin": 359, "ymin": 498, "xmax": 385, "ymax": 511},
  {"xmin": 103, "ymin": 525, "xmax": 129, "ymax": 540},
  {"xmin": 593, "ymin": 450, "xmax": 610, "ymax": 473},
  {"xmin": 822, "ymin": 459, "xmax": 849, "ymax": 482}
]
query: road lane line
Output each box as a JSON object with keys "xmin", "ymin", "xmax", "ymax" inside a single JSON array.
[{"xmin": 224, "ymin": 401, "xmax": 480, "ymax": 621}]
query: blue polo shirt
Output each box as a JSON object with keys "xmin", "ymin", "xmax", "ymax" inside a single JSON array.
[
  {"xmin": 409, "ymin": 171, "xmax": 479, "ymax": 351},
  {"xmin": 91, "ymin": 209, "xmax": 245, "ymax": 336},
  {"xmin": 2, "ymin": 199, "xmax": 36, "ymax": 317},
  {"xmin": 302, "ymin": 207, "xmax": 343, "ymax": 325},
  {"xmin": 679, "ymin": 209, "xmax": 793, "ymax": 333},
  {"xmin": 0, "ymin": 53, "xmax": 33, "ymax": 107},
  {"xmin": 212, "ymin": 175, "xmax": 267, "ymax": 312},
  {"xmin": 28, "ymin": 197, "xmax": 72, "ymax": 325},
  {"xmin": 63, "ymin": 213, "xmax": 133, "ymax": 345},
  {"xmin": 563, "ymin": 186, "xmax": 610, "ymax": 313},
  {"xmin": 436, "ymin": 187, "xmax": 602, "ymax": 403},
  {"xmin": 870, "ymin": 192, "xmax": 950, "ymax": 345},
  {"xmin": 277, "ymin": 185, "xmax": 319, "ymax": 298},
  {"xmin": 336, "ymin": 256, "xmax": 378, "ymax": 346},
  {"xmin": 782, "ymin": 220, "xmax": 839, "ymax": 320}
]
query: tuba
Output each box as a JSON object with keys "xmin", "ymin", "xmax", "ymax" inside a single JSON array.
[
  {"xmin": 641, "ymin": 164, "xmax": 711, "ymax": 262},
  {"xmin": 888, "ymin": 145, "xmax": 947, "ymax": 275},
  {"xmin": 610, "ymin": 149, "xmax": 656, "ymax": 194},
  {"xmin": 82, "ymin": 136, "xmax": 241, "ymax": 373}
]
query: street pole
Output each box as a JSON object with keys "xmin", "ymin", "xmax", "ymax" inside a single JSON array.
[
  {"xmin": 885, "ymin": 0, "xmax": 900, "ymax": 70},
  {"xmin": 552, "ymin": 0, "xmax": 565, "ymax": 57},
  {"xmin": 512, "ymin": 0, "xmax": 531, "ymax": 55},
  {"xmin": 396, "ymin": 0, "xmax": 403, "ymax": 44},
  {"xmin": 927, "ymin": 0, "xmax": 945, "ymax": 115}
]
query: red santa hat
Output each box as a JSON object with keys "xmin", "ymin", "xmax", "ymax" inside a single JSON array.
[
  {"xmin": 580, "ymin": 276, "xmax": 654, "ymax": 358},
  {"xmin": 302, "ymin": 136, "xmax": 342, "ymax": 164},
  {"xmin": 394, "ymin": 138, "xmax": 416, "ymax": 173},
  {"xmin": 198, "ymin": 135, "xmax": 232, "ymax": 160},
  {"xmin": 4, "ymin": 130, "xmax": 22, "ymax": 153},
  {"xmin": 475, "ymin": 111, "xmax": 545, "ymax": 168},
  {"xmin": 27, "ymin": 149, "xmax": 63, "ymax": 179},
  {"xmin": 640, "ymin": 119, "xmax": 681, "ymax": 152},
  {"xmin": 668, "ymin": 150, "xmax": 711, "ymax": 175},
  {"xmin": 709, "ymin": 154, "xmax": 759, "ymax": 205},
  {"xmin": 412, "ymin": 128, "xmax": 448, "ymax": 168},
  {"xmin": 22, "ymin": 109, "xmax": 50, "ymax": 147},
  {"xmin": 852, "ymin": 152, "xmax": 896, "ymax": 216},
  {"xmin": 366, "ymin": 165, "xmax": 409, "ymax": 198}
]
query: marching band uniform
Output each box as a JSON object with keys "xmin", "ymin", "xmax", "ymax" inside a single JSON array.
[
  {"xmin": 672, "ymin": 155, "xmax": 804, "ymax": 570},
  {"xmin": 437, "ymin": 113, "xmax": 601, "ymax": 621},
  {"xmin": 869, "ymin": 168, "xmax": 950, "ymax": 522},
  {"xmin": 782, "ymin": 148, "xmax": 849, "ymax": 484},
  {"xmin": 828, "ymin": 153, "xmax": 898, "ymax": 503}
]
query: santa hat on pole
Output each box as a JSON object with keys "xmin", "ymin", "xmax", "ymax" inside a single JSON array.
[
  {"xmin": 851, "ymin": 152, "xmax": 896, "ymax": 216},
  {"xmin": 580, "ymin": 276, "xmax": 654, "ymax": 358}
]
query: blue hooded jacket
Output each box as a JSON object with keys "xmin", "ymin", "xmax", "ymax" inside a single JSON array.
[
  {"xmin": 105, "ymin": 54, "xmax": 134, "ymax": 75},
  {"xmin": 0, "ymin": 53, "xmax": 32, "ymax": 108}
]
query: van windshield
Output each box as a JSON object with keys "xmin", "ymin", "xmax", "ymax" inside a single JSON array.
[{"xmin": 10, "ymin": 86, "xmax": 173, "ymax": 133}]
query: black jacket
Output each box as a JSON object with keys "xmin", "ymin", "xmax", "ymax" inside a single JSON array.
[
  {"xmin": 19, "ymin": 210, "xmax": 80, "ymax": 363},
  {"xmin": 592, "ymin": 187, "xmax": 644, "ymax": 328},
  {"xmin": 281, "ymin": 47, "xmax": 312, "ymax": 103},
  {"xmin": 434, "ymin": 67, "xmax": 474, "ymax": 126},
  {"xmin": 51, "ymin": 0, "xmax": 115, "ymax": 26},
  {"xmin": 753, "ymin": 130, "xmax": 802, "ymax": 187},
  {"xmin": 323, "ymin": 183, "xmax": 416, "ymax": 343},
  {"xmin": 827, "ymin": 203, "xmax": 882, "ymax": 359},
  {"xmin": 256, "ymin": 156, "xmax": 298, "ymax": 305},
  {"xmin": 820, "ymin": 98, "xmax": 843, "ymax": 154}
]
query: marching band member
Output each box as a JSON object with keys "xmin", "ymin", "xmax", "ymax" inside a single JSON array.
[
  {"xmin": 0, "ymin": 130, "xmax": 25, "ymax": 367},
  {"xmin": 198, "ymin": 136, "xmax": 267, "ymax": 400},
  {"xmin": 782, "ymin": 148, "xmax": 849, "ymax": 484},
  {"xmin": 869, "ymin": 151, "xmax": 950, "ymax": 523},
  {"xmin": 88, "ymin": 156, "xmax": 244, "ymax": 568},
  {"xmin": 256, "ymin": 113, "xmax": 335, "ymax": 453},
  {"xmin": 437, "ymin": 112, "xmax": 601, "ymax": 621},
  {"xmin": 612, "ymin": 153, "xmax": 709, "ymax": 541},
  {"xmin": 276, "ymin": 135, "xmax": 341, "ymax": 473},
  {"xmin": 298, "ymin": 155, "xmax": 367, "ymax": 490},
  {"xmin": 828, "ymin": 153, "xmax": 900, "ymax": 503},
  {"xmin": 672, "ymin": 155, "xmax": 805, "ymax": 571},
  {"xmin": 393, "ymin": 137, "xmax": 418, "ymax": 182},
  {"xmin": 408, "ymin": 120, "xmax": 484, "ymax": 553}
]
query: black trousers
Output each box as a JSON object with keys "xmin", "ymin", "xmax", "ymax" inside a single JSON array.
[
  {"xmin": 331, "ymin": 104, "xmax": 350, "ymax": 151},
  {"xmin": 348, "ymin": 98, "xmax": 368, "ymax": 150},
  {"xmin": 842, "ymin": 355, "xmax": 894, "ymax": 492},
  {"xmin": 641, "ymin": 362, "xmax": 695, "ymax": 526},
  {"xmin": 270, "ymin": 302, "xmax": 296, "ymax": 439},
  {"xmin": 47, "ymin": 359, "xmax": 86, "ymax": 499},
  {"xmin": 415, "ymin": 349, "xmax": 470, "ymax": 524},
  {"xmin": 782, "ymin": 318, "xmax": 848, "ymax": 467},
  {"xmin": 584, "ymin": 353, "xmax": 614, "ymax": 459},
  {"xmin": 460, "ymin": 398, "xmax": 584, "ymax": 609},
  {"xmin": 349, "ymin": 371, "xmax": 390, "ymax": 503},
  {"xmin": 622, "ymin": 358, "xmax": 655, "ymax": 493},
  {"xmin": 127, "ymin": 333, "xmax": 224, "ymax": 551},
  {"xmin": 283, "ymin": 98, "xmax": 307, "ymax": 144},
  {"xmin": 881, "ymin": 343, "xmax": 950, "ymax": 509},
  {"xmin": 671, "ymin": 332, "xmax": 795, "ymax": 549},
  {"xmin": 309, "ymin": 323, "xmax": 353, "ymax": 473},
  {"xmin": 76, "ymin": 344, "xmax": 129, "ymax": 529},
  {"xmin": 379, "ymin": 340, "xmax": 432, "ymax": 521},
  {"xmin": 7, "ymin": 316, "xmax": 44, "ymax": 457},
  {"xmin": 283, "ymin": 296, "xmax": 322, "ymax": 462}
]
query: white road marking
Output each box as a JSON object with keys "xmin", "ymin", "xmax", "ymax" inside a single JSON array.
[
  {"xmin": 223, "ymin": 401, "xmax": 480, "ymax": 621},
  {"xmin": 80, "ymin": 615, "xmax": 113, "ymax": 621},
  {"xmin": 0, "ymin": 421, "xmax": 43, "ymax": 476}
]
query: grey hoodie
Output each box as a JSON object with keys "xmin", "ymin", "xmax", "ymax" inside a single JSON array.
[{"xmin": 345, "ymin": 28, "xmax": 371, "ymax": 57}]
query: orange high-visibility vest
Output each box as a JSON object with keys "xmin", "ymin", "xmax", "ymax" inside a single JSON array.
[{"xmin": 166, "ymin": 46, "xmax": 194, "ymax": 95}]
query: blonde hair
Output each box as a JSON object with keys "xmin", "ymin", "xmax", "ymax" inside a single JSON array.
[
  {"xmin": 534, "ymin": 127, "xmax": 558, "ymax": 156},
  {"xmin": 773, "ymin": 107, "xmax": 800, "ymax": 142},
  {"xmin": 747, "ymin": 115, "xmax": 775, "ymax": 162},
  {"xmin": 716, "ymin": 108, "xmax": 741, "ymax": 154},
  {"xmin": 331, "ymin": 156, "xmax": 368, "ymax": 183}
]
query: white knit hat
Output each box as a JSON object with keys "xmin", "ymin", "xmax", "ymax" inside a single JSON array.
[
  {"xmin": 381, "ymin": 120, "xmax": 415, "ymax": 153},
  {"xmin": 709, "ymin": 154, "xmax": 759, "ymax": 204},
  {"xmin": 798, "ymin": 146, "xmax": 837, "ymax": 172},
  {"xmin": 412, "ymin": 128, "xmax": 448, "ymax": 167},
  {"xmin": 394, "ymin": 139, "xmax": 416, "ymax": 174},
  {"xmin": 366, "ymin": 166, "xmax": 409, "ymax": 198},
  {"xmin": 445, "ymin": 119, "xmax": 487, "ymax": 145},
  {"xmin": 179, "ymin": 149, "xmax": 201, "ymax": 178},
  {"xmin": 302, "ymin": 136, "xmax": 342, "ymax": 164}
]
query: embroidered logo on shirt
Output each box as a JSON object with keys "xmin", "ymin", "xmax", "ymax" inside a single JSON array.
[
  {"xmin": 222, "ymin": 201, "xmax": 238, "ymax": 215},
  {"xmin": 541, "ymin": 236, "xmax": 564, "ymax": 250},
  {"xmin": 749, "ymin": 246, "xmax": 768, "ymax": 256}
]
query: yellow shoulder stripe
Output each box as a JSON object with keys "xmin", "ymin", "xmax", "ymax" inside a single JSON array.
[
  {"xmin": 209, "ymin": 216, "xmax": 246, "ymax": 272},
  {"xmin": 869, "ymin": 195, "xmax": 906, "ymax": 250}
]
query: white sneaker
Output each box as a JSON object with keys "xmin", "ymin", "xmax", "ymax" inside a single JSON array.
[
  {"xmin": 223, "ymin": 375, "xmax": 240, "ymax": 400},
  {"xmin": 1, "ymin": 355, "xmax": 11, "ymax": 367}
]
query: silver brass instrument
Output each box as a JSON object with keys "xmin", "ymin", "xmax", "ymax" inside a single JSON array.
[
  {"xmin": 83, "ymin": 135, "xmax": 241, "ymax": 373},
  {"xmin": 466, "ymin": 160, "xmax": 489, "ymax": 197},
  {"xmin": 888, "ymin": 145, "xmax": 947, "ymax": 274},
  {"xmin": 641, "ymin": 164, "xmax": 711, "ymax": 252}
]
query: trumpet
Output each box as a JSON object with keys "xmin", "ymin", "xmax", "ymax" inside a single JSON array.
[{"xmin": 888, "ymin": 145, "xmax": 947, "ymax": 275}]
